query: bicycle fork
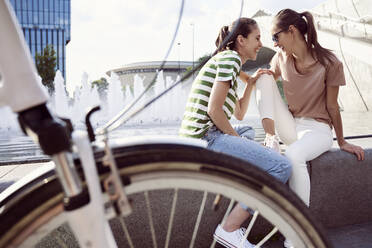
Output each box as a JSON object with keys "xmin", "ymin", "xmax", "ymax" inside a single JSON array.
[
  {"xmin": 61, "ymin": 129, "xmax": 132, "ymax": 248},
  {"xmin": 58, "ymin": 130, "xmax": 118, "ymax": 248}
]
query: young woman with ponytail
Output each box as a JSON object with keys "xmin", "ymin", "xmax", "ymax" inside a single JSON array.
[
  {"xmin": 179, "ymin": 18, "xmax": 292, "ymax": 248},
  {"xmin": 255, "ymin": 9, "xmax": 365, "ymax": 247}
]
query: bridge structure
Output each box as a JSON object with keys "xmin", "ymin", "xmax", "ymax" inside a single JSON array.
[{"xmin": 252, "ymin": 0, "xmax": 372, "ymax": 112}]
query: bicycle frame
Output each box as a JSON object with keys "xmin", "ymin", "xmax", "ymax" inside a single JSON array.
[
  {"xmin": 0, "ymin": 1, "xmax": 121, "ymax": 247},
  {"xmin": 0, "ymin": 0, "xmax": 48, "ymax": 111},
  {"xmin": 70, "ymin": 130, "xmax": 118, "ymax": 247}
]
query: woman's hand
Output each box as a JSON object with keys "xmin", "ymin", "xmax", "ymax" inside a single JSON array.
[
  {"xmin": 339, "ymin": 141, "xmax": 365, "ymax": 161},
  {"xmin": 248, "ymin": 69, "xmax": 274, "ymax": 86},
  {"xmin": 239, "ymin": 69, "xmax": 274, "ymax": 86}
]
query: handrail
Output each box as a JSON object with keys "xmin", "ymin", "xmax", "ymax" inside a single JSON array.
[
  {"xmin": 333, "ymin": 134, "xmax": 372, "ymax": 141},
  {"xmin": 311, "ymin": 10, "xmax": 372, "ymax": 24}
]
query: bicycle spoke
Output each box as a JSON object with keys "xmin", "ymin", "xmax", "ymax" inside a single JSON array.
[
  {"xmin": 189, "ymin": 191, "xmax": 208, "ymax": 248},
  {"xmin": 210, "ymin": 198, "xmax": 235, "ymax": 248},
  {"xmin": 255, "ymin": 227, "xmax": 278, "ymax": 248},
  {"xmin": 165, "ymin": 188, "xmax": 178, "ymax": 248},
  {"xmin": 144, "ymin": 191, "xmax": 158, "ymax": 248},
  {"xmin": 239, "ymin": 210, "xmax": 259, "ymax": 248},
  {"xmin": 119, "ymin": 217, "xmax": 134, "ymax": 248}
]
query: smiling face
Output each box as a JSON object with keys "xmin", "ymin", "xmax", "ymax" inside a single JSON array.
[
  {"xmin": 237, "ymin": 26, "xmax": 262, "ymax": 62},
  {"xmin": 271, "ymin": 24, "xmax": 293, "ymax": 54}
]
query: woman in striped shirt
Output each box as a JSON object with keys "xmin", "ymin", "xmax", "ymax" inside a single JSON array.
[{"xmin": 179, "ymin": 18, "xmax": 292, "ymax": 248}]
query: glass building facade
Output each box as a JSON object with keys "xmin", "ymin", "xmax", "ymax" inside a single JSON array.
[{"xmin": 8, "ymin": 0, "xmax": 71, "ymax": 79}]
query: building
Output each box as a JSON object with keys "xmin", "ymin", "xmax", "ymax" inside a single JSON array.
[
  {"xmin": 107, "ymin": 61, "xmax": 194, "ymax": 87},
  {"xmin": 8, "ymin": 0, "xmax": 71, "ymax": 79},
  {"xmin": 106, "ymin": 51, "xmax": 275, "ymax": 89}
]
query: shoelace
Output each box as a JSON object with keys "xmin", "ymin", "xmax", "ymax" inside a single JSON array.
[
  {"xmin": 238, "ymin": 228, "xmax": 247, "ymax": 237},
  {"xmin": 238, "ymin": 228, "xmax": 255, "ymax": 248},
  {"xmin": 264, "ymin": 135, "xmax": 279, "ymax": 146}
]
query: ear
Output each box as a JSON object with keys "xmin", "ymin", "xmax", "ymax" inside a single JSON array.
[
  {"xmin": 236, "ymin": 34, "xmax": 245, "ymax": 45},
  {"xmin": 288, "ymin": 25, "xmax": 296, "ymax": 33}
]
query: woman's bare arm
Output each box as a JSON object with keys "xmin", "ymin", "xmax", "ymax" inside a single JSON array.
[
  {"xmin": 326, "ymin": 86, "xmax": 365, "ymax": 160},
  {"xmin": 235, "ymin": 69, "xmax": 274, "ymax": 120},
  {"xmin": 208, "ymin": 81, "xmax": 239, "ymax": 136}
]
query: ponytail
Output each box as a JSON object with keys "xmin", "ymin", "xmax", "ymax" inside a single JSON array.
[
  {"xmin": 274, "ymin": 9, "xmax": 335, "ymax": 67},
  {"xmin": 214, "ymin": 18, "xmax": 257, "ymax": 54},
  {"xmin": 215, "ymin": 26, "xmax": 231, "ymax": 53},
  {"xmin": 300, "ymin": 11, "xmax": 335, "ymax": 66}
]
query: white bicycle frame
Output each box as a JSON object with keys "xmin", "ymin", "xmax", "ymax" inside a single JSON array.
[
  {"xmin": 70, "ymin": 131, "xmax": 118, "ymax": 248},
  {"xmin": 0, "ymin": 1, "xmax": 117, "ymax": 247},
  {"xmin": 0, "ymin": 1, "xmax": 208, "ymax": 247}
]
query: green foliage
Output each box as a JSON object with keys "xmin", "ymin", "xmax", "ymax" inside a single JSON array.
[
  {"xmin": 91, "ymin": 77, "xmax": 109, "ymax": 93},
  {"xmin": 92, "ymin": 77, "xmax": 109, "ymax": 100},
  {"xmin": 185, "ymin": 53, "xmax": 212, "ymax": 75},
  {"xmin": 197, "ymin": 53, "xmax": 212, "ymax": 64},
  {"xmin": 276, "ymin": 79, "xmax": 287, "ymax": 104},
  {"xmin": 35, "ymin": 45, "xmax": 57, "ymax": 93}
]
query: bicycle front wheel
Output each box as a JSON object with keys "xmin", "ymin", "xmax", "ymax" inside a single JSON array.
[{"xmin": 0, "ymin": 142, "xmax": 331, "ymax": 248}]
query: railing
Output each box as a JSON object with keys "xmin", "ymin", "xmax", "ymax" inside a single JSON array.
[{"xmin": 311, "ymin": 10, "xmax": 372, "ymax": 42}]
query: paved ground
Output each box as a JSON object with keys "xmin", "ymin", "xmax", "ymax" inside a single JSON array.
[{"xmin": 328, "ymin": 222, "xmax": 372, "ymax": 248}]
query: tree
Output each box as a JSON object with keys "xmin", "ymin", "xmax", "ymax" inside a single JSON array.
[
  {"xmin": 92, "ymin": 77, "xmax": 109, "ymax": 99},
  {"xmin": 35, "ymin": 45, "xmax": 57, "ymax": 93},
  {"xmin": 185, "ymin": 53, "xmax": 212, "ymax": 74}
]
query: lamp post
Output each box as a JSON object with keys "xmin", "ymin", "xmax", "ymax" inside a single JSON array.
[
  {"xmin": 190, "ymin": 22, "xmax": 195, "ymax": 78},
  {"xmin": 177, "ymin": 42, "xmax": 181, "ymax": 75}
]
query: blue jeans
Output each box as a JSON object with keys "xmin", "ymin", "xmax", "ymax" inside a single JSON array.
[{"xmin": 202, "ymin": 125, "xmax": 292, "ymax": 210}]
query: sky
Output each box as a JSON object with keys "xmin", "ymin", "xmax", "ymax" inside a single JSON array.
[{"xmin": 65, "ymin": 0, "xmax": 327, "ymax": 89}]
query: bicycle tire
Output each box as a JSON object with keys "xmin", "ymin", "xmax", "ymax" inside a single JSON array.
[{"xmin": 0, "ymin": 142, "xmax": 332, "ymax": 248}]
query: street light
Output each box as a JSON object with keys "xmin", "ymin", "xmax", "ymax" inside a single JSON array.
[
  {"xmin": 177, "ymin": 42, "xmax": 181, "ymax": 75},
  {"xmin": 190, "ymin": 22, "xmax": 195, "ymax": 78}
]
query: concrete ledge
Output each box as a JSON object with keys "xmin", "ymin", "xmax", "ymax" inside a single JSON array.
[{"xmin": 309, "ymin": 148, "xmax": 372, "ymax": 228}]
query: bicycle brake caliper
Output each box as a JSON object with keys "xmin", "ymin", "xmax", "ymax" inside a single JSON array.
[{"xmin": 102, "ymin": 135, "xmax": 132, "ymax": 217}]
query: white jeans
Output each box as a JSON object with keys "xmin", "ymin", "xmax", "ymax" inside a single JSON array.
[{"xmin": 255, "ymin": 74, "xmax": 333, "ymax": 206}]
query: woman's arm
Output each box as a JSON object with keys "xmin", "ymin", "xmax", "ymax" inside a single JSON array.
[
  {"xmin": 235, "ymin": 70, "xmax": 274, "ymax": 120},
  {"xmin": 326, "ymin": 86, "xmax": 365, "ymax": 160},
  {"xmin": 234, "ymin": 72, "xmax": 254, "ymax": 120},
  {"xmin": 208, "ymin": 81, "xmax": 239, "ymax": 136}
]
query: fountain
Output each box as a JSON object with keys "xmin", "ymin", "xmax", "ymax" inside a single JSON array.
[
  {"xmin": 0, "ymin": 69, "xmax": 262, "ymax": 164},
  {"xmin": 0, "ymin": 70, "xmax": 261, "ymax": 135},
  {"xmin": 0, "ymin": 70, "xmax": 193, "ymax": 133}
]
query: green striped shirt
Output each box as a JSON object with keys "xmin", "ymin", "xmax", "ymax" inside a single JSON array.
[{"xmin": 179, "ymin": 50, "xmax": 241, "ymax": 138}]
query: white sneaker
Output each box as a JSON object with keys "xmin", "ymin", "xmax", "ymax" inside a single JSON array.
[
  {"xmin": 263, "ymin": 134, "xmax": 281, "ymax": 153},
  {"xmin": 284, "ymin": 239, "xmax": 294, "ymax": 248},
  {"xmin": 214, "ymin": 224, "xmax": 255, "ymax": 248}
]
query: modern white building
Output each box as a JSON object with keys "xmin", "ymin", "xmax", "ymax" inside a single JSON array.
[{"xmin": 106, "ymin": 61, "xmax": 194, "ymax": 87}]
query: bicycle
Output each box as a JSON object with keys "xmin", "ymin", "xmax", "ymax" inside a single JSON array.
[{"xmin": 0, "ymin": 0, "xmax": 332, "ymax": 247}]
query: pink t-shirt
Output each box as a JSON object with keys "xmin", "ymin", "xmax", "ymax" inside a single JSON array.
[{"xmin": 270, "ymin": 51, "xmax": 346, "ymax": 126}]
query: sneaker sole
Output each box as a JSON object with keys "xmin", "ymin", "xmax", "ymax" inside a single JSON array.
[{"xmin": 213, "ymin": 234, "xmax": 239, "ymax": 248}]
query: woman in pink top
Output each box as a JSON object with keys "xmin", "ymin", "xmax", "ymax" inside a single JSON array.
[{"xmin": 255, "ymin": 9, "xmax": 365, "ymax": 246}]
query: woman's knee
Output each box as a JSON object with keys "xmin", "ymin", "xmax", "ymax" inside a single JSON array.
[
  {"xmin": 277, "ymin": 155, "xmax": 292, "ymax": 182},
  {"xmin": 256, "ymin": 74, "xmax": 276, "ymax": 88},
  {"xmin": 265, "ymin": 151, "xmax": 292, "ymax": 183}
]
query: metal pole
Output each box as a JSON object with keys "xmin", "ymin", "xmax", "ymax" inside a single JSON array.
[
  {"xmin": 177, "ymin": 42, "xmax": 181, "ymax": 75},
  {"xmin": 191, "ymin": 22, "xmax": 194, "ymax": 78}
]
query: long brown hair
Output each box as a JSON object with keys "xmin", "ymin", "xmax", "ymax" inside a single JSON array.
[
  {"xmin": 273, "ymin": 9, "xmax": 335, "ymax": 66},
  {"xmin": 215, "ymin": 18, "xmax": 257, "ymax": 53}
]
